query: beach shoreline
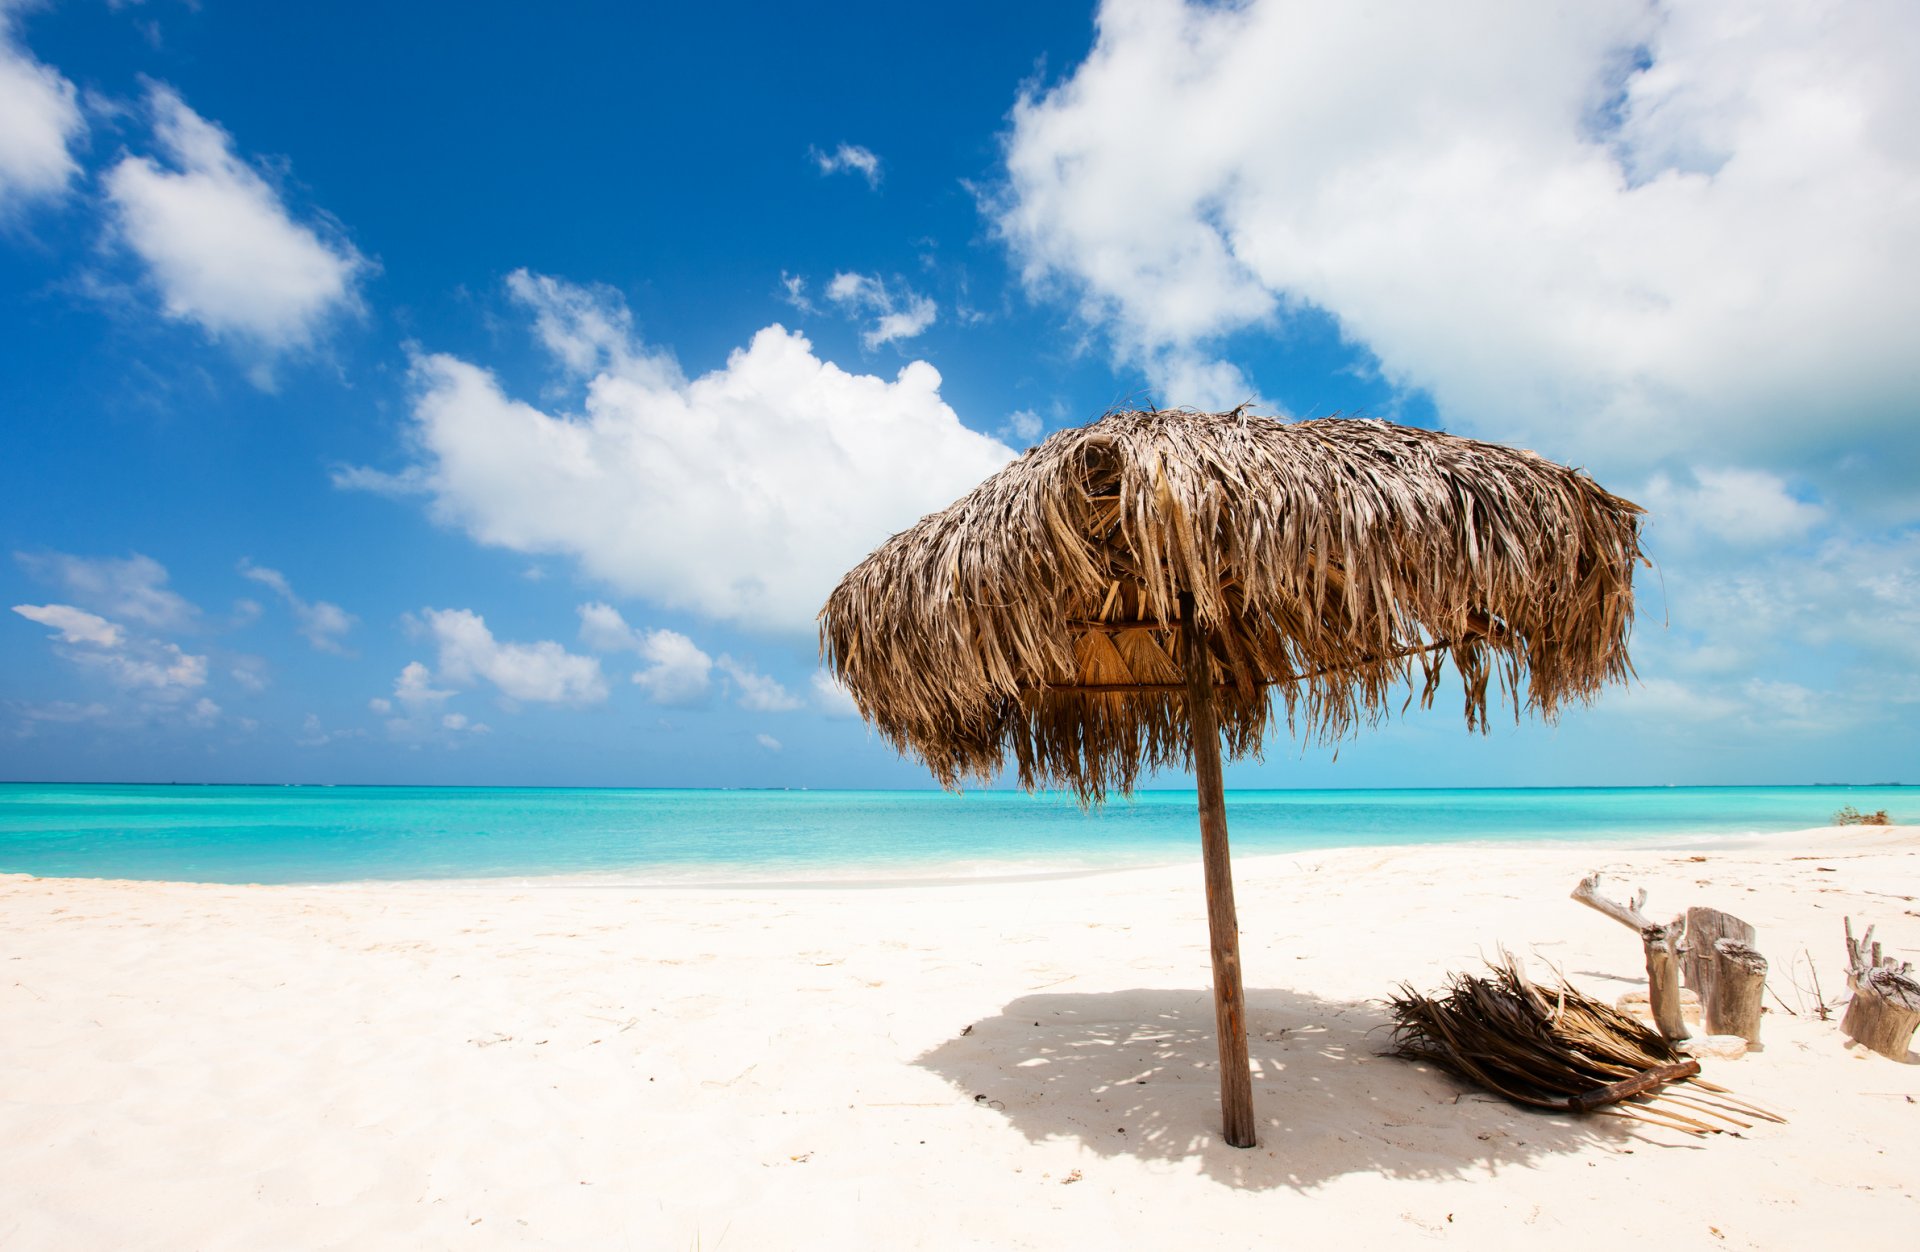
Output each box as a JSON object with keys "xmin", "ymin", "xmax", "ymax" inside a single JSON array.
[{"xmin": 3, "ymin": 826, "xmax": 1916, "ymax": 1248}]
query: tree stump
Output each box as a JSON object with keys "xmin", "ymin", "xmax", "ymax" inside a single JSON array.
[
  {"xmin": 1680, "ymin": 906, "xmax": 1757, "ymax": 1012},
  {"xmin": 1703, "ymin": 939, "xmax": 1767, "ymax": 1043},
  {"xmin": 1843, "ymin": 918, "xmax": 1920, "ymax": 1061},
  {"xmin": 1572, "ymin": 872, "xmax": 1688, "ymax": 1041}
]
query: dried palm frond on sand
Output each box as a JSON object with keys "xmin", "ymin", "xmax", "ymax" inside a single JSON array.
[{"xmin": 1388, "ymin": 957, "xmax": 1784, "ymax": 1134}]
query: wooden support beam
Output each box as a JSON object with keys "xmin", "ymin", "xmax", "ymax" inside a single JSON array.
[
  {"xmin": 1181, "ymin": 593, "xmax": 1257, "ymax": 1150},
  {"xmin": 1026, "ymin": 636, "xmax": 1467, "ymax": 695}
]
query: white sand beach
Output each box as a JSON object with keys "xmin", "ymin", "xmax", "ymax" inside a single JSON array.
[{"xmin": 3, "ymin": 826, "xmax": 1916, "ymax": 1250}]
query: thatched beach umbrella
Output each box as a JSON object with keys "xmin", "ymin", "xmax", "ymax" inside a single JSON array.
[{"xmin": 819, "ymin": 409, "xmax": 1643, "ymax": 1148}]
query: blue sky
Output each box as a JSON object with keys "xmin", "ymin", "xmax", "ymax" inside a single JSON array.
[{"xmin": 2, "ymin": 0, "xmax": 1915, "ymax": 788}]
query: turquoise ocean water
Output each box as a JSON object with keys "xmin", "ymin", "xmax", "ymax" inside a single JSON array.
[{"xmin": 0, "ymin": 783, "xmax": 1906, "ymax": 885}]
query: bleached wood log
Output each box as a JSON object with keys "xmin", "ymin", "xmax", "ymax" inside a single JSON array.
[
  {"xmin": 1842, "ymin": 918, "xmax": 1920, "ymax": 1061},
  {"xmin": 1572, "ymin": 872, "xmax": 1688, "ymax": 1041},
  {"xmin": 1680, "ymin": 906, "xmax": 1757, "ymax": 1010},
  {"xmin": 1704, "ymin": 939, "xmax": 1767, "ymax": 1043}
]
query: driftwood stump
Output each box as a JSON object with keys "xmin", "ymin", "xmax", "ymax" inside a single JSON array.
[
  {"xmin": 1572, "ymin": 872, "xmax": 1688, "ymax": 1041},
  {"xmin": 1842, "ymin": 918, "xmax": 1920, "ymax": 1061},
  {"xmin": 1703, "ymin": 939, "xmax": 1768, "ymax": 1043},
  {"xmin": 1680, "ymin": 906, "xmax": 1757, "ymax": 1011},
  {"xmin": 1678, "ymin": 907, "xmax": 1766, "ymax": 1044}
]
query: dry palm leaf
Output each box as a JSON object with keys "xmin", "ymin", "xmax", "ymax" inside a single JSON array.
[{"xmin": 1388, "ymin": 956, "xmax": 1783, "ymax": 1134}]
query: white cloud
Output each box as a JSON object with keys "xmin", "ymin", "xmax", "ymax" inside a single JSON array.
[
  {"xmin": 229, "ymin": 656, "xmax": 269, "ymax": 693},
  {"xmin": 719, "ymin": 656, "xmax": 800, "ymax": 711},
  {"xmin": 631, "ymin": 630, "xmax": 713, "ymax": 706},
  {"xmin": 346, "ymin": 272, "xmax": 1014, "ymax": 631},
  {"xmin": 17, "ymin": 700, "xmax": 110, "ymax": 725},
  {"xmin": 327, "ymin": 463, "xmax": 431, "ymax": 498},
  {"xmin": 0, "ymin": 2, "xmax": 84, "ymax": 211},
  {"xmin": 1640, "ymin": 467, "xmax": 1825, "ymax": 548},
  {"xmin": 1608, "ymin": 675, "xmax": 1742, "ymax": 723},
  {"xmin": 392, "ymin": 660, "xmax": 454, "ymax": 709},
  {"xmin": 576, "ymin": 600, "xmax": 643, "ymax": 652},
  {"xmin": 12, "ymin": 603, "xmax": 123, "ymax": 647},
  {"xmin": 755, "ymin": 732, "xmax": 783, "ymax": 752},
  {"xmin": 18, "ymin": 551, "xmax": 196, "ymax": 629},
  {"xmin": 1596, "ymin": 523, "xmax": 1920, "ymax": 739},
  {"xmin": 238, "ymin": 559, "xmax": 356, "ymax": 652},
  {"xmin": 423, "ymin": 607, "xmax": 607, "ymax": 705},
  {"xmin": 504, "ymin": 269, "xmax": 632, "ymax": 378},
  {"xmin": 70, "ymin": 638, "xmax": 207, "ymax": 695},
  {"xmin": 1001, "ymin": 409, "xmax": 1044, "ymax": 444},
  {"xmin": 810, "ymin": 670, "xmax": 861, "ymax": 718},
  {"xmin": 779, "ymin": 271, "xmax": 816, "ymax": 314},
  {"xmin": 296, "ymin": 710, "xmax": 369, "ymax": 746},
  {"xmin": 1141, "ymin": 350, "xmax": 1259, "ymax": 415},
  {"xmin": 11, "ymin": 582, "xmax": 205, "ymax": 702},
  {"xmin": 577, "ymin": 601, "xmax": 714, "ymax": 705},
  {"xmin": 367, "ymin": 696, "xmax": 392, "ymax": 714},
  {"xmin": 441, "ymin": 711, "xmax": 489, "ymax": 734},
  {"xmin": 103, "ymin": 84, "xmax": 366, "ymax": 354},
  {"xmin": 812, "ymin": 142, "xmax": 881, "ymax": 188},
  {"xmin": 826, "ymin": 271, "xmax": 937, "ymax": 348},
  {"xmin": 995, "ymin": 0, "xmax": 1920, "ymax": 472}
]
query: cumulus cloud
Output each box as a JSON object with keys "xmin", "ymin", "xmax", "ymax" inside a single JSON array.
[
  {"xmin": 505, "ymin": 269, "xmax": 632, "ymax": 378},
  {"xmin": 69, "ymin": 637, "xmax": 207, "ymax": 695},
  {"xmin": 238, "ymin": 559, "xmax": 356, "ymax": 652},
  {"xmin": 103, "ymin": 84, "xmax": 366, "ymax": 355},
  {"xmin": 576, "ymin": 600, "xmax": 643, "ymax": 652},
  {"xmin": 12, "ymin": 603, "xmax": 123, "ymax": 647},
  {"xmin": 811, "ymin": 142, "xmax": 881, "ymax": 188},
  {"xmin": 11, "ymin": 564, "xmax": 206, "ymax": 701},
  {"xmin": 344, "ymin": 272, "xmax": 1013, "ymax": 631},
  {"xmin": 392, "ymin": 660, "xmax": 454, "ymax": 709},
  {"xmin": 1001, "ymin": 409, "xmax": 1044, "ymax": 444},
  {"xmin": 826, "ymin": 271, "xmax": 937, "ymax": 348},
  {"xmin": 577, "ymin": 602, "xmax": 713, "ymax": 705},
  {"xmin": 1640, "ymin": 467, "xmax": 1825, "ymax": 548},
  {"xmin": 718, "ymin": 656, "xmax": 800, "ymax": 711},
  {"xmin": 17, "ymin": 551, "xmax": 197, "ymax": 629},
  {"xmin": 0, "ymin": 2, "xmax": 84, "ymax": 211},
  {"xmin": 995, "ymin": 0, "xmax": 1920, "ymax": 473},
  {"xmin": 422, "ymin": 607, "xmax": 607, "ymax": 705},
  {"xmin": 1598, "ymin": 522, "xmax": 1920, "ymax": 739},
  {"xmin": 810, "ymin": 670, "xmax": 861, "ymax": 718},
  {"xmin": 755, "ymin": 732, "xmax": 783, "ymax": 752},
  {"xmin": 10, "ymin": 558, "xmax": 210, "ymax": 712}
]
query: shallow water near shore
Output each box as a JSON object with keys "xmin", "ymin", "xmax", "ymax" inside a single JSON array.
[{"xmin": 0, "ymin": 783, "xmax": 1907, "ymax": 884}]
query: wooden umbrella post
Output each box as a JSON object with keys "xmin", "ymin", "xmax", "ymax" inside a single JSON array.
[{"xmin": 1180, "ymin": 597, "xmax": 1257, "ymax": 1149}]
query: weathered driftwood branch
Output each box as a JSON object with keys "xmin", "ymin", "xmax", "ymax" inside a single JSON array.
[
  {"xmin": 1704, "ymin": 939, "xmax": 1768, "ymax": 1043},
  {"xmin": 1573, "ymin": 872, "xmax": 1688, "ymax": 1040},
  {"xmin": 1842, "ymin": 918, "xmax": 1920, "ymax": 1061},
  {"xmin": 1566, "ymin": 1060, "xmax": 1702, "ymax": 1113}
]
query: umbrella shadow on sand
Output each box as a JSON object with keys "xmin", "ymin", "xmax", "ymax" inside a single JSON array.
[{"xmin": 916, "ymin": 986, "xmax": 1687, "ymax": 1191}]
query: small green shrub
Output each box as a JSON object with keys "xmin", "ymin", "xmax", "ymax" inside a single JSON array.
[{"xmin": 1833, "ymin": 805, "xmax": 1892, "ymax": 826}]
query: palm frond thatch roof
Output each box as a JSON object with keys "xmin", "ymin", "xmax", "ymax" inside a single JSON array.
[{"xmin": 820, "ymin": 409, "xmax": 1643, "ymax": 801}]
